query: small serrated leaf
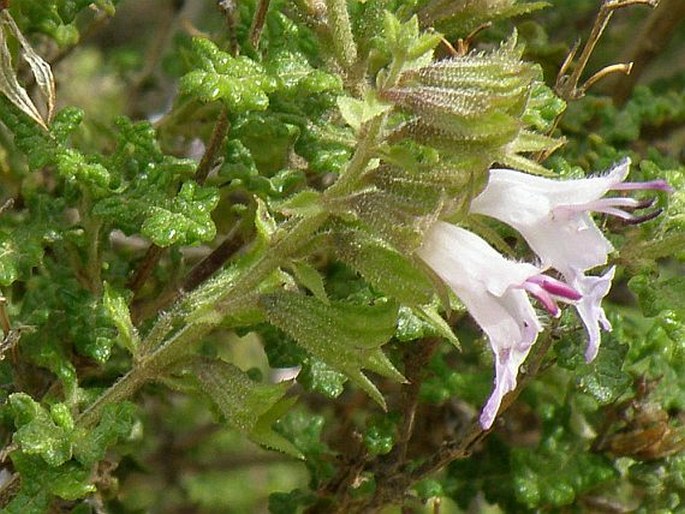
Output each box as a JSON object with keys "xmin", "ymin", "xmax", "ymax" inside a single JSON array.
[
  {"xmin": 261, "ymin": 291, "xmax": 404, "ymax": 409},
  {"xmin": 288, "ymin": 260, "xmax": 328, "ymax": 303},
  {"xmin": 9, "ymin": 394, "xmax": 73, "ymax": 467},
  {"xmin": 102, "ymin": 283, "xmax": 138, "ymax": 354},
  {"xmin": 337, "ymin": 92, "xmax": 392, "ymax": 132},
  {"xmin": 331, "ymin": 229, "xmax": 434, "ymax": 305},
  {"xmin": 187, "ymin": 357, "xmax": 302, "ymax": 458}
]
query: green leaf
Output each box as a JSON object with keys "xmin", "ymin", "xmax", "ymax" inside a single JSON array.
[
  {"xmin": 180, "ymin": 38, "xmax": 278, "ymax": 111},
  {"xmin": 261, "ymin": 291, "xmax": 404, "ymax": 408},
  {"xmin": 630, "ymin": 275, "xmax": 685, "ymax": 319},
  {"xmin": 72, "ymin": 402, "xmax": 136, "ymax": 467},
  {"xmin": 9, "ymin": 0, "xmax": 100, "ymax": 46},
  {"xmin": 419, "ymin": 0, "xmax": 549, "ymax": 38},
  {"xmin": 141, "ymin": 181, "xmax": 219, "ymax": 247},
  {"xmin": 298, "ymin": 358, "xmax": 346, "ymax": 398},
  {"xmin": 337, "ymin": 91, "xmax": 392, "ymax": 132},
  {"xmin": 331, "ymin": 229, "xmax": 434, "ymax": 305},
  {"xmin": 275, "ymin": 190, "xmax": 324, "ymax": 217},
  {"xmin": 512, "ymin": 427, "xmax": 616, "ymax": 509},
  {"xmin": 186, "ymin": 357, "xmax": 302, "ymax": 458},
  {"xmin": 383, "ymin": 13, "xmax": 441, "ymax": 65},
  {"xmin": 9, "ymin": 393, "xmax": 73, "ymax": 467},
  {"xmin": 288, "ymin": 260, "xmax": 328, "ymax": 303},
  {"xmin": 10, "ymin": 452, "xmax": 95, "ymax": 506},
  {"xmin": 557, "ymin": 335, "xmax": 632, "ymax": 405},
  {"xmin": 522, "ymin": 81, "xmax": 566, "ymax": 132},
  {"xmin": 363, "ymin": 414, "xmax": 397, "ymax": 455},
  {"xmin": 0, "ymin": 193, "xmax": 63, "ymax": 286},
  {"xmin": 55, "ymin": 147, "xmax": 111, "ymax": 191},
  {"xmin": 265, "ymin": 49, "xmax": 342, "ymax": 95},
  {"xmin": 102, "ymin": 283, "xmax": 138, "ymax": 354}
]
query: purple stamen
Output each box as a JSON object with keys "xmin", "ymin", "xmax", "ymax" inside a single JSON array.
[
  {"xmin": 624, "ymin": 208, "xmax": 663, "ymax": 225},
  {"xmin": 586, "ymin": 197, "xmax": 662, "ymax": 221},
  {"xmin": 528, "ymin": 274, "xmax": 582, "ymax": 301},
  {"xmin": 523, "ymin": 281, "xmax": 560, "ymax": 317},
  {"xmin": 627, "ymin": 197, "xmax": 656, "ymax": 210},
  {"xmin": 612, "ymin": 179, "xmax": 674, "ymax": 193}
]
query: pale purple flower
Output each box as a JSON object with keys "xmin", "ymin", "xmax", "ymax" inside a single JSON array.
[
  {"xmin": 470, "ymin": 158, "xmax": 672, "ymax": 361},
  {"xmin": 417, "ymin": 222, "xmax": 580, "ymax": 428}
]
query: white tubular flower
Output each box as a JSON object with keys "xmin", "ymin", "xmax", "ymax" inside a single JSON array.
[
  {"xmin": 417, "ymin": 222, "xmax": 580, "ymax": 429},
  {"xmin": 470, "ymin": 158, "xmax": 673, "ymax": 361}
]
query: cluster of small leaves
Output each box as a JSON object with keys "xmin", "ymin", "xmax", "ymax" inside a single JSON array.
[{"xmin": 4, "ymin": 396, "xmax": 135, "ymax": 513}]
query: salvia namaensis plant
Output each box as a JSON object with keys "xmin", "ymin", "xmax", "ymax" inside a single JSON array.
[{"xmin": 0, "ymin": 0, "xmax": 682, "ymax": 512}]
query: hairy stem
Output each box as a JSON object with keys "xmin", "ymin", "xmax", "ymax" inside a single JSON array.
[{"xmin": 324, "ymin": 0, "xmax": 358, "ymax": 73}]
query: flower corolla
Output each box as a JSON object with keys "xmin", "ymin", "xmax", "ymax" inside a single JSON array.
[
  {"xmin": 470, "ymin": 158, "xmax": 672, "ymax": 361},
  {"xmin": 417, "ymin": 222, "xmax": 580, "ymax": 428}
]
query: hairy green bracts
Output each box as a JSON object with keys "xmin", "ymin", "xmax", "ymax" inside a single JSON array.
[
  {"xmin": 381, "ymin": 36, "xmax": 560, "ymax": 174},
  {"xmin": 417, "ymin": 0, "xmax": 548, "ymax": 37}
]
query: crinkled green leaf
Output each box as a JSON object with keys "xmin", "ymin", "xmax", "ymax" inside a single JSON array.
[
  {"xmin": 187, "ymin": 357, "xmax": 302, "ymax": 458},
  {"xmin": 522, "ymin": 80, "xmax": 566, "ymax": 132},
  {"xmin": 180, "ymin": 38, "xmax": 278, "ymax": 111},
  {"xmin": 557, "ymin": 335, "xmax": 632, "ymax": 405},
  {"xmin": 9, "ymin": 452, "xmax": 94, "ymax": 508},
  {"xmin": 266, "ymin": 49, "xmax": 342, "ymax": 95},
  {"xmin": 141, "ymin": 181, "xmax": 219, "ymax": 247},
  {"xmin": 220, "ymin": 136, "xmax": 307, "ymax": 198},
  {"xmin": 363, "ymin": 414, "xmax": 398, "ymax": 455},
  {"xmin": 72, "ymin": 402, "xmax": 136, "ymax": 466},
  {"xmin": 231, "ymin": 114, "xmax": 300, "ymax": 175},
  {"xmin": 337, "ymin": 91, "xmax": 392, "ymax": 132},
  {"xmin": 630, "ymin": 275, "xmax": 685, "ymax": 319},
  {"xmin": 55, "ymin": 147, "xmax": 111, "ymax": 191},
  {"xmin": 0, "ymin": 228, "xmax": 48, "ymax": 286},
  {"xmin": 9, "ymin": 0, "xmax": 102, "ymax": 46},
  {"xmin": 298, "ymin": 358, "xmax": 346, "ymax": 399},
  {"xmin": 261, "ymin": 291, "xmax": 404, "ymax": 408},
  {"xmin": 93, "ymin": 118, "xmax": 203, "ymax": 240},
  {"xmin": 9, "ymin": 393, "xmax": 73, "ymax": 467},
  {"xmin": 512, "ymin": 427, "xmax": 617, "ymax": 509}
]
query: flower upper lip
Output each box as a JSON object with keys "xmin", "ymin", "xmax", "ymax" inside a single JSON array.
[{"xmin": 469, "ymin": 157, "xmax": 672, "ymax": 362}]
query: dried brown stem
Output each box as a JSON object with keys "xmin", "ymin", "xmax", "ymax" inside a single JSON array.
[
  {"xmin": 609, "ymin": 0, "xmax": 685, "ymax": 105},
  {"xmin": 126, "ymin": 243, "xmax": 165, "ymax": 295},
  {"xmin": 181, "ymin": 223, "xmax": 244, "ymax": 292},
  {"xmin": 127, "ymin": 105, "xmax": 230, "ymax": 298},
  {"xmin": 395, "ymin": 338, "xmax": 440, "ymax": 465},
  {"xmin": 249, "ymin": 0, "xmax": 272, "ymax": 50},
  {"xmin": 555, "ymin": 0, "xmax": 658, "ymax": 101},
  {"xmin": 217, "ymin": 0, "xmax": 240, "ymax": 56},
  {"xmin": 193, "ymin": 107, "xmax": 230, "ymax": 185}
]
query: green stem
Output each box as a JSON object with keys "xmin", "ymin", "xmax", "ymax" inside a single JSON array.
[
  {"xmin": 78, "ymin": 321, "xmax": 212, "ymax": 427},
  {"xmin": 325, "ymin": 0, "xmax": 358, "ymax": 72}
]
